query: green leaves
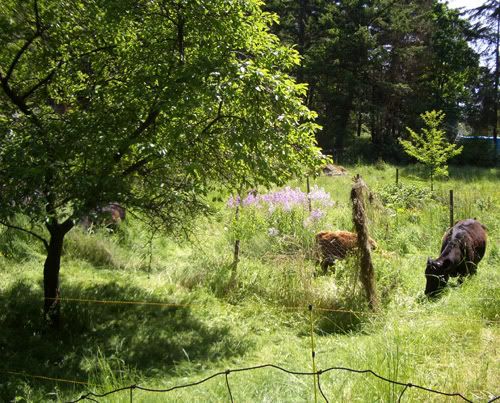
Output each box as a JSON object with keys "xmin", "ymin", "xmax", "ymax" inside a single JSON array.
[
  {"xmin": 399, "ymin": 110, "xmax": 463, "ymax": 190},
  {"xmin": 0, "ymin": 0, "xmax": 323, "ymax": 233}
]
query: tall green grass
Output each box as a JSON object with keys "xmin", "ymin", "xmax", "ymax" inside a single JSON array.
[{"xmin": 0, "ymin": 163, "xmax": 498, "ymax": 402}]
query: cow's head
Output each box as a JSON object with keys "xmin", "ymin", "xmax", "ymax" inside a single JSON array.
[{"xmin": 425, "ymin": 258, "xmax": 448, "ymax": 296}]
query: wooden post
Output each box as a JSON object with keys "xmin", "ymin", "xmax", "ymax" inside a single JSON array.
[
  {"xmin": 233, "ymin": 202, "xmax": 241, "ymax": 269},
  {"xmin": 351, "ymin": 175, "xmax": 378, "ymax": 311},
  {"xmin": 306, "ymin": 176, "xmax": 312, "ymax": 213},
  {"xmin": 228, "ymin": 194, "xmax": 242, "ymax": 290},
  {"xmin": 308, "ymin": 305, "xmax": 318, "ymax": 403},
  {"xmin": 396, "ymin": 168, "xmax": 399, "ymax": 186},
  {"xmin": 449, "ymin": 190, "xmax": 454, "ymax": 227}
]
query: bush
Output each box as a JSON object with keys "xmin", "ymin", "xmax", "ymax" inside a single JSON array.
[
  {"xmin": 64, "ymin": 229, "xmax": 119, "ymax": 269},
  {"xmin": 376, "ymin": 183, "xmax": 433, "ymax": 210}
]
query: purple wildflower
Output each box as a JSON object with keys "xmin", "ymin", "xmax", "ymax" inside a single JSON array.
[
  {"xmin": 227, "ymin": 195, "xmax": 241, "ymax": 208},
  {"xmin": 227, "ymin": 185, "xmax": 334, "ymax": 212},
  {"xmin": 268, "ymin": 227, "xmax": 279, "ymax": 237},
  {"xmin": 308, "ymin": 185, "xmax": 334, "ymax": 207},
  {"xmin": 243, "ymin": 192, "xmax": 259, "ymax": 207},
  {"xmin": 310, "ymin": 208, "xmax": 325, "ymax": 219},
  {"xmin": 304, "ymin": 208, "xmax": 325, "ymax": 227}
]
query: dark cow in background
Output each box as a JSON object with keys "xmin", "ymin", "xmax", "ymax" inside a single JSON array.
[
  {"xmin": 80, "ymin": 203, "xmax": 126, "ymax": 232},
  {"xmin": 425, "ymin": 219, "xmax": 487, "ymax": 296}
]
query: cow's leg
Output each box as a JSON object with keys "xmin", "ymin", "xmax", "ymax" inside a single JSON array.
[
  {"xmin": 321, "ymin": 257, "xmax": 335, "ymax": 274},
  {"xmin": 320, "ymin": 259, "xmax": 329, "ymax": 273}
]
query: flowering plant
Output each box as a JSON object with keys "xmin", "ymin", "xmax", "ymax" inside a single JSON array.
[
  {"xmin": 228, "ymin": 185, "xmax": 333, "ymax": 212},
  {"xmin": 227, "ymin": 185, "xmax": 334, "ymax": 253}
]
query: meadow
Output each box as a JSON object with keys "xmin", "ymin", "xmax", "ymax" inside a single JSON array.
[{"xmin": 0, "ymin": 163, "xmax": 498, "ymax": 402}]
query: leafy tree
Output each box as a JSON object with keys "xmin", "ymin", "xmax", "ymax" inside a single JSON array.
[
  {"xmin": 399, "ymin": 110, "xmax": 463, "ymax": 190},
  {"xmin": 267, "ymin": 0, "xmax": 482, "ymax": 162},
  {"xmin": 419, "ymin": 2, "xmax": 480, "ymax": 131},
  {"xmin": 465, "ymin": 67, "xmax": 497, "ymax": 134},
  {"xmin": 367, "ymin": 0, "xmax": 433, "ymax": 152},
  {"xmin": 267, "ymin": 0, "xmax": 381, "ymax": 152},
  {"xmin": 0, "ymin": 0, "xmax": 323, "ymax": 326},
  {"xmin": 468, "ymin": 0, "xmax": 500, "ymax": 144},
  {"xmin": 369, "ymin": 1, "xmax": 479, "ymax": 152}
]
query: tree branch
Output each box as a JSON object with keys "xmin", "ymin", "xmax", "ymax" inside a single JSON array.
[
  {"xmin": 201, "ymin": 100, "xmax": 224, "ymax": 134},
  {"xmin": 0, "ymin": 220, "xmax": 49, "ymax": 251},
  {"xmin": 4, "ymin": 29, "xmax": 45, "ymax": 84},
  {"xmin": 21, "ymin": 44, "xmax": 116, "ymax": 101},
  {"xmin": 34, "ymin": 0, "xmax": 42, "ymax": 32},
  {"xmin": 0, "ymin": 73, "xmax": 36, "ymax": 117},
  {"xmin": 114, "ymin": 108, "xmax": 160, "ymax": 162},
  {"xmin": 21, "ymin": 61, "xmax": 62, "ymax": 100},
  {"xmin": 122, "ymin": 156, "xmax": 152, "ymax": 176}
]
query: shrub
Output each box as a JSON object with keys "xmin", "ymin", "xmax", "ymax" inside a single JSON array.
[
  {"xmin": 377, "ymin": 183, "xmax": 433, "ymax": 210},
  {"xmin": 65, "ymin": 229, "xmax": 119, "ymax": 269}
]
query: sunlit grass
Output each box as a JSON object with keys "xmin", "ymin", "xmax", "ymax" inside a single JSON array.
[{"xmin": 0, "ymin": 163, "xmax": 498, "ymax": 402}]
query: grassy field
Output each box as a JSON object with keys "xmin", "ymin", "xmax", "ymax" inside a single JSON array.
[{"xmin": 0, "ymin": 163, "xmax": 498, "ymax": 402}]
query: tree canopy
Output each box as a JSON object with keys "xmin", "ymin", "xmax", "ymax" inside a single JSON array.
[
  {"xmin": 266, "ymin": 0, "xmax": 484, "ymax": 159},
  {"xmin": 0, "ymin": 0, "xmax": 324, "ymax": 325}
]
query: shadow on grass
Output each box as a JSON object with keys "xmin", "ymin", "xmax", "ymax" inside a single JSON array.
[
  {"xmin": 313, "ymin": 292, "xmax": 370, "ymax": 336},
  {"xmin": 400, "ymin": 164, "xmax": 499, "ymax": 184},
  {"xmin": 0, "ymin": 281, "xmax": 249, "ymax": 401},
  {"xmin": 315, "ymin": 310, "xmax": 366, "ymax": 335}
]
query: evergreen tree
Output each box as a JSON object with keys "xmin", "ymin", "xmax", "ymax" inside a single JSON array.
[{"xmin": 468, "ymin": 0, "xmax": 500, "ymax": 144}]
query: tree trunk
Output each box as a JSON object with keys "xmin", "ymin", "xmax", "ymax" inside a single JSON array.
[
  {"xmin": 44, "ymin": 219, "xmax": 73, "ymax": 328},
  {"xmin": 334, "ymin": 93, "xmax": 354, "ymax": 150},
  {"xmin": 357, "ymin": 111, "xmax": 362, "ymax": 137},
  {"xmin": 493, "ymin": 14, "xmax": 499, "ymax": 147},
  {"xmin": 297, "ymin": 0, "xmax": 307, "ymax": 84}
]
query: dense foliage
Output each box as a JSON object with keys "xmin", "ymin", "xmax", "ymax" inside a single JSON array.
[
  {"xmin": 0, "ymin": 0, "xmax": 324, "ymax": 324},
  {"xmin": 266, "ymin": 0, "xmax": 494, "ymax": 160},
  {"xmin": 400, "ymin": 110, "xmax": 463, "ymax": 189},
  {"xmin": 467, "ymin": 0, "xmax": 499, "ymax": 141}
]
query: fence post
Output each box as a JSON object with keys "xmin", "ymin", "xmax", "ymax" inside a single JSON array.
[
  {"xmin": 396, "ymin": 168, "xmax": 399, "ymax": 186},
  {"xmin": 233, "ymin": 201, "xmax": 241, "ymax": 269},
  {"xmin": 449, "ymin": 190, "xmax": 454, "ymax": 227},
  {"xmin": 308, "ymin": 305, "xmax": 318, "ymax": 403},
  {"xmin": 229, "ymin": 191, "xmax": 243, "ymax": 289},
  {"xmin": 306, "ymin": 176, "xmax": 312, "ymax": 213},
  {"xmin": 146, "ymin": 229, "xmax": 157, "ymax": 278}
]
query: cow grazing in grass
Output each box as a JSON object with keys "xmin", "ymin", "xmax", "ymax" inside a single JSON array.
[
  {"xmin": 315, "ymin": 230, "xmax": 377, "ymax": 273},
  {"xmin": 425, "ymin": 219, "xmax": 487, "ymax": 296},
  {"xmin": 80, "ymin": 203, "xmax": 126, "ymax": 232}
]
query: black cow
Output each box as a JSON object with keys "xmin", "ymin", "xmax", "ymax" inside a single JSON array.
[{"xmin": 425, "ymin": 219, "xmax": 487, "ymax": 296}]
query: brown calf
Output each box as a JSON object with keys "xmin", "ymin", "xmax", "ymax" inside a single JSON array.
[{"xmin": 315, "ymin": 230, "xmax": 377, "ymax": 273}]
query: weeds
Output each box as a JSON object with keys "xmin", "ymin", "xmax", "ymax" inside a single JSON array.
[{"xmin": 0, "ymin": 163, "xmax": 498, "ymax": 402}]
